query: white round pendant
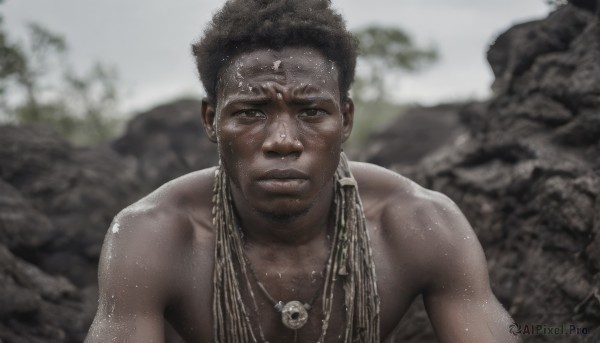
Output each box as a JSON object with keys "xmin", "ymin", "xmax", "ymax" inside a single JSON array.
[{"xmin": 281, "ymin": 301, "xmax": 309, "ymax": 329}]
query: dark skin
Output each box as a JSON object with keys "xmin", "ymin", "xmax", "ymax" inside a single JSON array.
[{"xmin": 86, "ymin": 47, "xmax": 518, "ymax": 342}]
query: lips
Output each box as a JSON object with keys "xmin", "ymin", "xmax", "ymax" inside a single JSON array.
[
  {"xmin": 257, "ymin": 169, "xmax": 309, "ymax": 180},
  {"xmin": 256, "ymin": 169, "xmax": 309, "ymax": 193}
]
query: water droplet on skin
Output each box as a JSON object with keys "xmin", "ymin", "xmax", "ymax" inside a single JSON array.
[
  {"xmin": 280, "ymin": 134, "xmax": 286, "ymax": 138},
  {"xmin": 273, "ymin": 60, "xmax": 281, "ymax": 71}
]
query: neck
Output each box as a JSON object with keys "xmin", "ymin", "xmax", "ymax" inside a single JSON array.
[{"xmin": 229, "ymin": 179, "xmax": 335, "ymax": 246}]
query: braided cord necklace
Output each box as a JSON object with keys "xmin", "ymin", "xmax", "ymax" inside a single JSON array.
[
  {"xmin": 212, "ymin": 153, "xmax": 380, "ymax": 343},
  {"xmin": 243, "ymin": 231, "xmax": 332, "ymax": 334}
]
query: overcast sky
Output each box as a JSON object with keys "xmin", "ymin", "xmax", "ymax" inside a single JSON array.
[{"xmin": 3, "ymin": 1, "xmax": 551, "ymax": 113}]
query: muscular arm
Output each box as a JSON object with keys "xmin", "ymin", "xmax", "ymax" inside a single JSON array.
[
  {"xmin": 419, "ymin": 193, "xmax": 519, "ymax": 343},
  {"xmin": 86, "ymin": 205, "xmax": 184, "ymax": 343}
]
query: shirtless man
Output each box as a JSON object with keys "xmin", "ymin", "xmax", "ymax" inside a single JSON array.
[{"xmin": 86, "ymin": 0, "xmax": 518, "ymax": 342}]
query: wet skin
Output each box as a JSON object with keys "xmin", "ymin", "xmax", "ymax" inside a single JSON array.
[{"xmin": 86, "ymin": 48, "xmax": 519, "ymax": 342}]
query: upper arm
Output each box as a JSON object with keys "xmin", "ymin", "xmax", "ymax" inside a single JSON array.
[
  {"xmin": 86, "ymin": 205, "xmax": 186, "ymax": 343},
  {"xmin": 418, "ymin": 193, "xmax": 519, "ymax": 343}
]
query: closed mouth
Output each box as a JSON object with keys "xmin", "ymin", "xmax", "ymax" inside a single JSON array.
[{"xmin": 257, "ymin": 169, "xmax": 309, "ymax": 181}]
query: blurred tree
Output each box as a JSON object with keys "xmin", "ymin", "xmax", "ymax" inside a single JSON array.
[
  {"xmin": 546, "ymin": 0, "xmax": 568, "ymax": 8},
  {"xmin": 353, "ymin": 26, "xmax": 438, "ymax": 102},
  {"xmin": 9, "ymin": 23, "xmax": 67, "ymax": 123},
  {"xmin": 0, "ymin": 5, "xmax": 123, "ymax": 145},
  {"xmin": 62, "ymin": 63, "xmax": 121, "ymax": 144},
  {"xmin": 347, "ymin": 25, "xmax": 438, "ymax": 153}
]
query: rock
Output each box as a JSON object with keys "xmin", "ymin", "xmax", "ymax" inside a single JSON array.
[
  {"xmin": 0, "ymin": 245, "xmax": 85, "ymax": 342},
  {"xmin": 365, "ymin": 104, "xmax": 468, "ymax": 168},
  {"xmin": 112, "ymin": 98, "xmax": 218, "ymax": 192},
  {"xmin": 0, "ymin": 100, "xmax": 215, "ymax": 342},
  {"xmin": 369, "ymin": 3, "xmax": 600, "ymax": 342},
  {"xmin": 0, "ymin": 125, "xmax": 141, "ymax": 341}
]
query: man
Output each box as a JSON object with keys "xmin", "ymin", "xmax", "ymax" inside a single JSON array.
[{"xmin": 86, "ymin": 0, "xmax": 518, "ymax": 342}]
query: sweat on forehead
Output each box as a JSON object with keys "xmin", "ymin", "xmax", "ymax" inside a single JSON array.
[{"xmin": 216, "ymin": 47, "xmax": 339, "ymax": 96}]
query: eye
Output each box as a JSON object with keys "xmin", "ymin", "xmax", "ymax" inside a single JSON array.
[
  {"xmin": 299, "ymin": 108, "xmax": 327, "ymax": 118},
  {"xmin": 235, "ymin": 109, "xmax": 266, "ymax": 119}
]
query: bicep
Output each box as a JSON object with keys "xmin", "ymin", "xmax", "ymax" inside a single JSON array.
[
  {"xmin": 421, "ymin": 197, "xmax": 519, "ymax": 343},
  {"xmin": 86, "ymin": 214, "xmax": 178, "ymax": 342}
]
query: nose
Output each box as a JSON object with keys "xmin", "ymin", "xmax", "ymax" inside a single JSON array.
[{"xmin": 262, "ymin": 115, "xmax": 304, "ymax": 158}]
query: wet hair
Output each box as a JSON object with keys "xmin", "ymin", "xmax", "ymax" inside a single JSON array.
[{"xmin": 192, "ymin": 0, "xmax": 359, "ymax": 105}]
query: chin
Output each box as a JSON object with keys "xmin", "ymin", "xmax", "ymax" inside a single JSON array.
[{"xmin": 254, "ymin": 202, "xmax": 312, "ymax": 222}]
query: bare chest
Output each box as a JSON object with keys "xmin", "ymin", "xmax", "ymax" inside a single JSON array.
[{"xmin": 169, "ymin": 224, "xmax": 420, "ymax": 342}]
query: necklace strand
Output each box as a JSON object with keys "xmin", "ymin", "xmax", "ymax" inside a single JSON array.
[
  {"xmin": 212, "ymin": 153, "xmax": 381, "ymax": 343},
  {"xmin": 242, "ymin": 237, "xmax": 332, "ymax": 336}
]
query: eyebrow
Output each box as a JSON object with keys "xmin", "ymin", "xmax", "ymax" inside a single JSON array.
[
  {"xmin": 220, "ymin": 96, "xmax": 270, "ymax": 109},
  {"xmin": 221, "ymin": 94, "xmax": 334, "ymax": 109},
  {"xmin": 287, "ymin": 96, "xmax": 334, "ymax": 105}
]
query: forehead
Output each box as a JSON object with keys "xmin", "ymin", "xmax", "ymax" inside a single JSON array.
[{"xmin": 217, "ymin": 47, "xmax": 340, "ymax": 99}]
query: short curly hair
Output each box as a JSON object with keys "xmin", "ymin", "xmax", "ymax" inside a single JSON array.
[{"xmin": 192, "ymin": 0, "xmax": 359, "ymax": 105}]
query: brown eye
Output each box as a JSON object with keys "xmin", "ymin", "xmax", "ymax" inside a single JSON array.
[
  {"xmin": 299, "ymin": 109, "xmax": 326, "ymax": 118},
  {"xmin": 237, "ymin": 109, "xmax": 266, "ymax": 119}
]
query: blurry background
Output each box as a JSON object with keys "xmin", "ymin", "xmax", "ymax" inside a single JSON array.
[
  {"xmin": 2, "ymin": 1, "xmax": 599, "ymax": 342},
  {"xmin": 1, "ymin": 0, "xmax": 550, "ymax": 146}
]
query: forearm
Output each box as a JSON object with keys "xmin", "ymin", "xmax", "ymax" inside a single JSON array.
[{"xmin": 426, "ymin": 295, "xmax": 520, "ymax": 343}]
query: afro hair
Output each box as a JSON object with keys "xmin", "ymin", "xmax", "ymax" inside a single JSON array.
[{"xmin": 192, "ymin": 0, "xmax": 359, "ymax": 105}]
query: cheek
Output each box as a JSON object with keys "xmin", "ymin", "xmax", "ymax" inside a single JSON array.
[{"xmin": 300, "ymin": 120, "xmax": 344, "ymax": 148}]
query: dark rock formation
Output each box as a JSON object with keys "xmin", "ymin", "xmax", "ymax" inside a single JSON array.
[
  {"xmin": 0, "ymin": 99, "xmax": 214, "ymax": 342},
  {"xmin": 371, "ymin": 2, "xmax": 599, "ymax": 342},
  {"xmin": 112, "ymin": 98, "xmax": 218, "ymax": 192},
  {"xmin": 0, "ymin": 125, "xmax": 143, "ymax": 341},
  {"xmin": 365, "ymin": 103, "xmax": 469, "ymax": 168}
]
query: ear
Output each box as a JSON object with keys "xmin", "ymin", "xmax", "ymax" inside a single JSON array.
[
  {"xmin": 341, "ymin": 98, "xmax": 354, "ymax": 143},
  {"xmin": 201, "ymin": 98, "xmax": 218, "ymax": 143}
]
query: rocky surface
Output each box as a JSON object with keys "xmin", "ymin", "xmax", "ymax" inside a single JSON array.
[
  {"xmin": 0, "ymin": 99, "xmax": 214, "ymax": 342},
  {"xmin": 365, "ymin": 103, "xmax": 469, "ymax": 168},
  {"xmin": 371, "ymin": 2, "xmax": 599, "ymax": 342},
  {"xmin": 112, "ymin": 99, "xmax": 218, "ymax": 193},
  {"xmin": 0, "ymin": 125, "xmax": 142, "ymax": 342}
]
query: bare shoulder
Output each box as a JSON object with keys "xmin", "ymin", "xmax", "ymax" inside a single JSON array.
[
  {"xmin": 350, "ymin": 161, "xmax": 460, "ymax": 225},
  {"xmin": 97, "ymin": 167, "xmax": 217, "ymax": 308},
  {"xmin": 350, "ymin": 161, "xmax": 486, "ymax": 284},
  {"xmin": 119, "ymin": 166, "xmax": 218, "ymax": 231},
  {"xmin": 108, "ymin": 166, "xmax": 217, "ymax": 253},
  {"xmin": 87, "ymin": 167, "xmax": 218, "ymax": 341}
]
